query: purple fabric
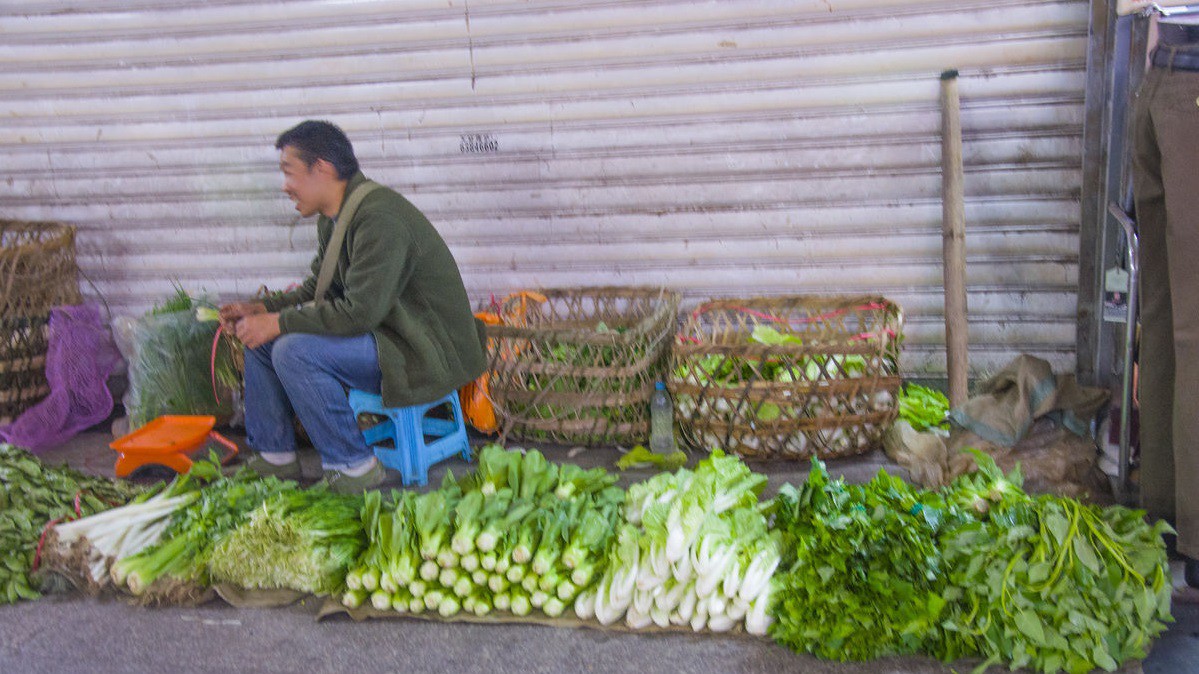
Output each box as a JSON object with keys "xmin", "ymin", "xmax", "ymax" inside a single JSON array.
[{"xmin": 0, "ymin": 304, "xmax": 120, "ymax": 452}]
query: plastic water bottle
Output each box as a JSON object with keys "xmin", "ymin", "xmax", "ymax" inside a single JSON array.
[{"xmin": 649, "ymin": 381, "xmax": 676, "ymax": 454}]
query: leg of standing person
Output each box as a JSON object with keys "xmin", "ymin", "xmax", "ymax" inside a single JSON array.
[
  {"xmin": 1133, "ymin": 68, "xmax": 1177, "ymax": 526},
  {"xmin": 1134, "ymin": 62, "xmax": 1199, "ymax": 585},
  {"xmin": 1148, "ymin": 65, "xmax": 1199, "ymax": 568}
]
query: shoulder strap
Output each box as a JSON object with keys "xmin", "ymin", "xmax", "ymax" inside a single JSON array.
[{"xmin": 312, "ymin": 181, "xmax": 382, "ymax": 305}]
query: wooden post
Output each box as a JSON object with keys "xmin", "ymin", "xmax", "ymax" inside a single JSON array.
[{"xmin": 940, "ymin": 70, "xmax": 970, "ymax": 407}]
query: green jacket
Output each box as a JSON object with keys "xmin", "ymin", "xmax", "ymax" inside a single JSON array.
[{"xmin": 263, "ymin": 171, "xmax": 487, "ymax": 407}]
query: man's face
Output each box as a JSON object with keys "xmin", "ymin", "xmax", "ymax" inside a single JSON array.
[{"xmin": 279, "ymin": 146, "xmax": 325, "ymax": 218}]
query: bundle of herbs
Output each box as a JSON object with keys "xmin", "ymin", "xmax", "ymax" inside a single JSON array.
[
  {"xmin": 0, "ymin": 444, "xmax": 142, "ymax": 604},
  {"xmin": 767, "ymin": 460, "xmax": 960, "ymax": 660},
  {"xmin": 896, "ymin": 383, "xmax": 951, "ymax": 432}
]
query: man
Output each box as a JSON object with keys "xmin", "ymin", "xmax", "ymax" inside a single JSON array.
[
  {"xmin": 220, "ymin": 120, "xmax": 487, "ymax": 493},
  {"xmin": 1119, "ymin": 0, "xmax": 1199, "ymax": 586}
]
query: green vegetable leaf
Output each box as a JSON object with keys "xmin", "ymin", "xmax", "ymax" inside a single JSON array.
[{"xmin": 1073, "ymin": 537, "xmax": 1101, "ymax": 576}]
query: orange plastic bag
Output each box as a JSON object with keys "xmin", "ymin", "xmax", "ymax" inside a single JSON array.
[
  {"xmin": 458, "ymin": 292, "xmax": 546, "ymax": 434},
  {"xmin": 460, "ymin": 312, "xmax": 501, "ymax": 433}
]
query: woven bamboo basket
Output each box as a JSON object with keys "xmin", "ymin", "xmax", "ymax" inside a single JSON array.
[
  {"xmin": 1, "ymin": 220, "xmax": 81, "ymax": 425},
  {"xmin": 485, "ymin": 286, "xmax": 681, "ymax": 446},
  {"xmin": 671, "ymin": 295, "xmax": 903, "ymax": 461}
]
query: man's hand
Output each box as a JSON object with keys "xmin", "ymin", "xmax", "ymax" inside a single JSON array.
[
  {"xmin": 235, "ymin": 313, "xmax": 282, "ymax": 349},
  {"xmin": 219, "ymin": 301, "xmax": 267, "ymax": 332}
]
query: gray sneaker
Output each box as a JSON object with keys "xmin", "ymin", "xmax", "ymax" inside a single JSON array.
[
  {"xmin": 321, "ymin": 460, "xmax": 387, "ymax": 495},
  {"xmin": 241, "ymin": 452, "xmax": 303, "ymax": 481}
]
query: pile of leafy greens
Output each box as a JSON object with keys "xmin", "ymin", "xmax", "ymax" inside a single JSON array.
[
  {"xmin": 0, "ymin": 444, "xmax": 142, "ymax": 604},
  {"xmin": 897, "ymin": 383, "xmax": 951, "ymax": 432},
  {"xmin": 767, "ymin": 451, "xmax": 1172, "ymax": 673},
  {"xmin": 932, "ymin": 454, "xmax": 1172, "ymax": 673},
  {"xmin": 768, "ymin": 459, "xmax": 959, "ymax": 661}
]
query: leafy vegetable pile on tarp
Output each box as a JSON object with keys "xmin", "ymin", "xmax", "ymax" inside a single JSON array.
[
  {"xmin": 14, "ymin": 438, "xmax": 1172, "ymax": 673},
  {"xmin": 767, "ymin": 451, "xmax": 1172, "ymax": 673}
]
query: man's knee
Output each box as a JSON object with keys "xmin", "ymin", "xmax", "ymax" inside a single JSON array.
[{"xmin": 270, "ymin": 333, "xmax": 316, "ymax": 376}]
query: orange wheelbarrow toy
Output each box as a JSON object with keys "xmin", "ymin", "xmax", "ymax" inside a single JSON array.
[{"xmin": 110, "ymin": 415, "xmax": 239, "ymax": 478}]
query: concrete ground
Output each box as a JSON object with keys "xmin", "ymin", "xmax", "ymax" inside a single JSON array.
[{"xmin": 2, "ymin": 429, "xmax": 1197, "ymax": 674}]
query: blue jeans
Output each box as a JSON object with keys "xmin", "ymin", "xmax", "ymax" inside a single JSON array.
[{"xmin": 244, "ymin": 332, "xmax": 381, "ymax": 470}]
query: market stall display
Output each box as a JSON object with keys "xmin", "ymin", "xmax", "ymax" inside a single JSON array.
[{"xmin": 5, "ymin": 438, "xmax": 1175, "ymax": 673}]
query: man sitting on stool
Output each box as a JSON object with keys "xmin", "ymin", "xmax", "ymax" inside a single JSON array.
[{"xmin": 220, "ymin": 120, "xmax": 487, "ymax": 494}]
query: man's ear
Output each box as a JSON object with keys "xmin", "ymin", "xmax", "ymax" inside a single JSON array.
[{"xmin": 313, "ymin": 158, "xmax": 339, "ymax": 180}]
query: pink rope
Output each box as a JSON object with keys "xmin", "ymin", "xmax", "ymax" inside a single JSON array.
[{"xmin": 682, "ymin": 300, "xmax": 896, "ymax": 343}]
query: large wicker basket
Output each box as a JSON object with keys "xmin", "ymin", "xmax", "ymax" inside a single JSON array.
[
  {"xmin": 1, "ymin": 220, "xmax": 81, "ymax": 424},
  {"xmin": 485, "ymin": 286, "xmax": 680, "ymax": 446},
  {"xmin": 671, "ymin": 295, "xmax": 903, "ymax": 460}
]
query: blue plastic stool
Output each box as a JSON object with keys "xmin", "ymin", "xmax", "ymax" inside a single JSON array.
[{"xmin": 348, "ymin": 389, "xmax": 472, "ymax": 486}]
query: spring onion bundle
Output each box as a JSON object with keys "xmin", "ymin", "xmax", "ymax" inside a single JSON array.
[{"xmin": 45, "ymin": 488, "xmax": 197, "ymax": 592}]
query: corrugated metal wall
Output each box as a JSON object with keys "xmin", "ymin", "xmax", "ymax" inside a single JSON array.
[{"xmin": 0, "ymin": 0, "xmax": 1087, "ymax": 377}]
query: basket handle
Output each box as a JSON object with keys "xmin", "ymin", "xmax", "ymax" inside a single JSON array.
[{"xmin": 208, "ymin": 431, "xmax": 240, "ymax": 465}]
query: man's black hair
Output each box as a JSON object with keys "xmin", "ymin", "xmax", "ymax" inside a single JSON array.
[{"xmin": 275, "ymin": 120, "xmax": 359, "ymax": 180}]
